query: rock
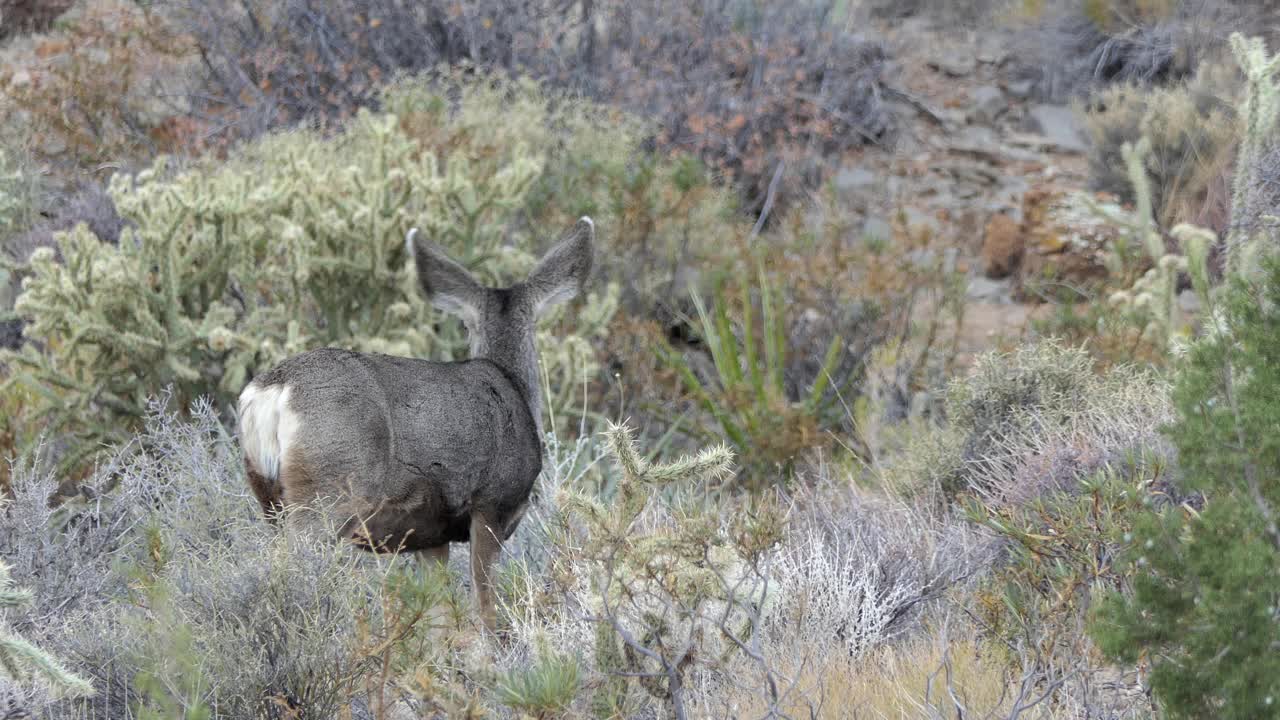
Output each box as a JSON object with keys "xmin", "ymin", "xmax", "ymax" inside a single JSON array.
[
  {"xmin": 901, "ymin": 206, "xmax": 940, "ymax": 235},
  {"xmin": 867, "ymin": 0, "xmax": 922, "ymax": 18},
  {"xmin": 945, "ymin": 161, "xmax": 1000, "ymax": 188},
  {"xmin": 39, "ymin": 134, "xmax": 66, "ymax": 156},
  {"xmin": 967, "ymin": 275, "xmax": 1013, "ymax": 303},
  {"xmin": 1006, "ymin": 79, "xmax": 1034, "ymax": 100},
  {"xmin": 8, "ymin": 69, "xmax": 31, "ymax": 88},
  {"xmin": 1021, "ymin": 105, "xmax": 1087, "ymax": 154},
  {"xmin": 982, "ymin": 212, "xmax": 1022, "ymax": 279},
  {"xmin": 976, "ymin": 42, "xmax": 1008, "ymax": 65},
  {"xmin": 943, "ymin": 247, "xmax": 959, "ymax": 275},
  {"xmin": 906, "ymin": 248, "xmax": 937, "ymax": 271},
  {"xmin": 1015, "ymin": 186, "xmax": 1120, "ymax": 301},
  {"xmin": 862, "ymin": 216, "xmax": 892, "ymax": 243},
  {"xmin": 834, "ymin": 167, "xmax": 878, "ymax": 195},
  {"xmin": 968, "ymin": 85, "xmax": 1007, "ymax": 125},
  {"xmin": 947, "ymin": 125, "xmax": 1043, "ymax": 164},
  {"xmin": 940, "ymin": 108, "xmax": 968, "ymax": 131},
  {"xmin": 928, "ymin": 51, "xmax": 976, "ymax": 78}
]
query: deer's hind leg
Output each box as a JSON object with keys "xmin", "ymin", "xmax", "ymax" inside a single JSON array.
[
  {"xmin": 245, "ymin": 459, "xmax": 284, "ymax": 522},
  {"xmin": 469, "ymin": 512, "xmax": 502, "ymax": 634}
]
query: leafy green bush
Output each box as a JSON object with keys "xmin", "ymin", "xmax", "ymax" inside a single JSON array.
[
  {"xmin": 3, "ymin": 81, "xmax": 622, "ymax": 470},
  {"xmin": 1092, "ymin": 257, "xmax": 1280, "ymax": 719}
]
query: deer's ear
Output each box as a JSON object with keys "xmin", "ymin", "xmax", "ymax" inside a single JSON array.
[
  {"xmin": 523, "ymin": 217, "xmax": 594, "ymax": 318},
  {"xmin": 407, "ymin": 229, "xmax": 484, "ymax": 323}
]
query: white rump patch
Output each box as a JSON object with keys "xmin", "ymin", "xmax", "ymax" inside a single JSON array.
[{"xmin": 237, "ymin": 383, "xmax": 300, "ymax": 481}]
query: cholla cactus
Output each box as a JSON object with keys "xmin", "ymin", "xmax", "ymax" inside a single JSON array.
[
  {"xmin": 1097, "ymin": 138, "xmax": 1201, "ymax": 354},
  {"xmin": 1091, "ymin": 35, "xmax": 1278, "ymax": 357},
  {"xmin": 3, "ymin": 100, "xmax": 614, "ymax": 472},
  {"xmin": 0, "ymin": 559, "xmax": 93, "ymax": 699},
  {"xmin": 562, "ymin": 422, "xmax": 787, "ymax": 715},
  {"xmin": 1227, "ymin": 33, "xmax": 1280, "ymax": 271}
]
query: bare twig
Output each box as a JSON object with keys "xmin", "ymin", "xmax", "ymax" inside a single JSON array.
[{"xmin": 750, "ymin": 161, "xmax": 786, "ymax": 241}]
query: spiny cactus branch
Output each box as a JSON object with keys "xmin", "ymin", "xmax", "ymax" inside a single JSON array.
[{"xmin": 1227, "ymin": 33, "xmax": 1280, "ymax": 270}]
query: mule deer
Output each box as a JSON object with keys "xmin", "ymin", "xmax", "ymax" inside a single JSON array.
[{"xmin": 237, "ymin": 217, "xmax": 594, "ymax": 632}]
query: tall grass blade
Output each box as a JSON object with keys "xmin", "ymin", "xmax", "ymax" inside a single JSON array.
[
  {"xmin": 711, "ymin": 279, "xmax": 744, "ymax": 388},
  {"xmin": 759, "ymin": 265, "xmax": 783, "ymax": 395},
  {"xmin": 805, "ymin": 334, "xmax": 844, "ymax": 412},
  {"xmin": 741, "ymin": 271, "xmax": 766, "ymax": 406}
]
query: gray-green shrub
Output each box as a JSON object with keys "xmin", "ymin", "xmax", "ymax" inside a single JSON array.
[{"xmin": 892, "ymin": 342, "xmax": 1173, "ymax": 504}]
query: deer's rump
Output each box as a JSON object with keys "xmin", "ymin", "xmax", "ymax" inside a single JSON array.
[{"xmin": 240, "ymin": 347, "xmax": 543, "ymax": 551}]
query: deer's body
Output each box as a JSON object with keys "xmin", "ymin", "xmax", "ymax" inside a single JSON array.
[
  {"xmin": 237, "ymin": 218, "xmax": 594, "ymax": 632},
  {"xmin": 240, "ymin": 349, "xmax": 541, "ymax": 550}
]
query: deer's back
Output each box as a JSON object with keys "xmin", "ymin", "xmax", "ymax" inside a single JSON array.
[{"xmin": 244, "ymin": 347, "xmax": 542, "ymax": 547}]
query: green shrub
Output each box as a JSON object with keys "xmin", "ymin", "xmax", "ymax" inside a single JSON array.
[
  {"xmin": 1092, "ymin": 257, "xmax": 1280, "ymax": 719},
  {"xmin": 0, "ymin": 149, "xmax": 40, "ymax": 246},
  {"xmin": 1224, "ymin": 32, "xmax": 1280, "ymax": 272},
  {"xmin": 1041, "ymin": 33, "xmax": 1278, "ymax": 367},
  {"xmin": 968, "ymin": 451, "xmax": 1173, "ymax": 708},
  {"xmin": 1076, "ymin": 137, "xmax": 1219, "ymax": 362},
  {"xmin": 507, "ymin": 421, "xmax": 796, "ymax": 716},
  {"xmin": 176, "ymin": 0, "xmax": 894, "ymax": 215},
  {"xmin": 384, "ymin": 69, "xmax": 742, "ymax": 315},
  {"xmin": 3, "ymin": 85, "xmax": 620, "ymax": 471}
]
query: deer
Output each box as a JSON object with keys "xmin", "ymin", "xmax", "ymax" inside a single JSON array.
[{"xmin": 236, "ymin": 217, "xmax": 594, "ymax": 633}]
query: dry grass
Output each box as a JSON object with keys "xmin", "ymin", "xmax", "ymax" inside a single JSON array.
[
  {"xmin": 1080, "ymin": 58, "xmax": 1240, "ymax": 230},
  {"xmin": 719, "ymin": 631, "xmax": 1061, "ymax": 719}
]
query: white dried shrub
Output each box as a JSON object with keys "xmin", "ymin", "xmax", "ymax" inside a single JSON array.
[
  {"xmin": 495, "ymin": 432, "xmax": 608, "ymax": 682},
  {"xmin": 0, "ymin": 396, "xmax": 393, "ymax": 718}
]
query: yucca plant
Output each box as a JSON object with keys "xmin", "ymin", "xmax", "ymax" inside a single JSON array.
[{"xmin": 657, "ymin": 264, "xmax": 846, "ymax": 486}]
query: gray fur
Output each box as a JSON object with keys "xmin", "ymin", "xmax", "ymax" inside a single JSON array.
[{"xmin": 238, "ymin": 217, "xmax": 594, "ymax": 631}]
